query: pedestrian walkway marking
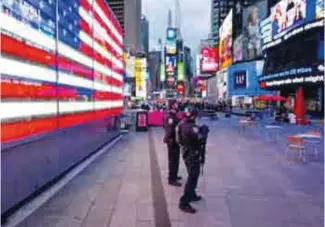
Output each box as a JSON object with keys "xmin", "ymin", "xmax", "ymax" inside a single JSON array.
[
  {"xmin": 2, "ymin": 135, "xmax": 123, "ymax": 227},
  {"xmin": 148, "ymin": 129, "xmax": 171, "ymax": 227}
]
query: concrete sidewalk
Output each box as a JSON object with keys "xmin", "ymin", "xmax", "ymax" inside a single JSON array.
[
  {"xmin": 17, "ymin": 132, "xmax": 155, "ymax": 227},
  {"xmin": 151, "ymin": 118, "xmax": 323, "ymax": 227},
  {"xmin": 15, "ymin": 118, "xmax": 323, "ymax": 227}
]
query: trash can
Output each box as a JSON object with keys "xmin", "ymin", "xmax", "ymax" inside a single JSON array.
[
  {"xmin": 225, "ymin": 109, "xmax": 231, "ymax": 118},
  {"xmin": 136, "ymin": 111, "xmax": 148, "ymax": 131}
]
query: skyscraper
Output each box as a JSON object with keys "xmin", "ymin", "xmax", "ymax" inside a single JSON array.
[
  {"xmin": 141, "ymin": 15, "xmax": 149, "ymax": 54},
  {"xmin": 148, "ymin": 51, "xmax": 162, "ymax": 91},
  {"xmin": 184, "ymin": 46, "xmax": 193, "ymax": 95},
  {"xmin": 106, "ymin": 0, "xmax": 125, "ymax": 33},
  {"xmin": 210, "ymin": 0, "xmax": 235, "ymax": 44},
  {"xmin": 107, "ymin": 0, "xmax": 142, "ymax": 53},
  {"xmin": 210, "ymin": 0, "xmax": 255, "ymax": 44},
  {"xmin": 124, "ymin": 0, "xmax": 142, "ymax": 54}
]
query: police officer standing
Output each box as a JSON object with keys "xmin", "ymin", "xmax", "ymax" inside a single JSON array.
[
  {"xmin": 163, "ymin": 99, "xmax": 182, "ymax": 187},
  {"xmin": 176, "ymin": 107, "xmax": 203, "ymax": 213}
]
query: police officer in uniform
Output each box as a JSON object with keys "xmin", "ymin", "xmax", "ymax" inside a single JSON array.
[
  {"xmin": 163, "ymin": 99, "xmax": 182, "ymax": 187},
  {"xmin": 176, "ymin": 107, "xmax": 203, "ymax": 213}
]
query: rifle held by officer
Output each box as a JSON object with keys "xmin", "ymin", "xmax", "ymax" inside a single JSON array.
[{"xmin": 199, "ymin": 125, "xmax": 209, "ymax": 175}]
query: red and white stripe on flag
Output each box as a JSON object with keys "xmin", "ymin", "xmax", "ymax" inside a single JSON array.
[{"xmin": 0, "ymin": 0, "xmax": 124, "ymax": 143}]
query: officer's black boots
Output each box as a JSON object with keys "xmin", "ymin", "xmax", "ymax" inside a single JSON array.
[
  {"xmin": 179, "ymin": 203, "xmax": 197, "ymax": 213},
  {"xmin": 168, "ymin": 181, "xmax": 182, "ymax": 187},
  {"xmin": 190, "ymin": 195, "xmax": 202, "ymax": 202}
]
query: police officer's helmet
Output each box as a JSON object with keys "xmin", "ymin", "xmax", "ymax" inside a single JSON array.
[
  {"xmin": 184, "ymin": 107, "xmax": 197, "ymax": 118},
  {"xmin": 168, "ymin": 99, "xmax": 178, "ymax": 110}
]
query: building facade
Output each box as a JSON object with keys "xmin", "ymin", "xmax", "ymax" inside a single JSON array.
[
  {"xmin": 106, "ymin": 0, "xmax": 125, "ymax": 33},
  {"xmin": 228, "ymin": 60, "xmax": 274, "ymax": 106},
  {"xmin": 259, "ymin": 0, "xmax": 324, "ymax": 119},
  {"xmin": 211, "ymin": 0, "xmax": 258, "ymax": 44},
  {"xmin": 210, "ymin": 0, "xmax": 235, "ymax": 44},
  {"xmin": 107, "ymin": 0, "xmax": 142, "ymax": 54},
  {"xmin": 124, "ymin": 0, "xmax": 142, "ymax": 54},
  {"xmin": 141, "ymin": 15, "xmax": 149, "ymax": 54},
  {"xmin": 184, "ymin": 46, "xmax": 193, "ymax": 96},
  {"xmin": 148, "ymin": 51, "xmax": 162, "ymax": 92}
]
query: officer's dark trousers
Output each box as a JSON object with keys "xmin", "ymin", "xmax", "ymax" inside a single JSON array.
[
  {"xmin": 167, "ymin": 144, "xmax": 180, "ymax": 182},
  {"xmin": 180, "ymin": 158, "xmax": 200, "ymax": 205}
]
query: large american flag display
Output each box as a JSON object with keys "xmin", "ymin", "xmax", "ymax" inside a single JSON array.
[{"xmin": 0, "ymin": 0, "xmax": 124, "ymax": 143}]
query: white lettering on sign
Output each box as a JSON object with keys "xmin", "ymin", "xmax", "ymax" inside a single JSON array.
[
  {"xmin": 261, "ymin": 67, "xmax": 315, "ymax": 80},
  {"xmin": 292, "ymin": 77, "xmax": 304, "ymax": 83},
  {"xmin": 305, "ymin": 75, "xmax": 324, "ymax": 83},
  {"xmin": 265, "ymin": 75, "xmax": 324, "ymax": 87}
]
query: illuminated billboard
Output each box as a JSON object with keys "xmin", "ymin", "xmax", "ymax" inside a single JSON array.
[
  {"xmin": 167, "ymin": 28, "xmax": 177, "ymax": 40},
  {"xmin": 233, "ymin": 35, "xmax": 243, "ymax": 62},
  {"xmin": 200, "ymin": 46, "xmax": 219, "ymax": 73},
  {"xmin": 166, "ymin": 56, "xmax": 176, "ymax": 76},
  {"xmin": 271, "ymin": 0, "xmax": 307, "ymax": 37},
  {"xmin": 160, "ymin": 63, "xmax": 166, "ymax": 81},
  {"xmin": 135, "ymin": 58, "xmax": 147, "ymax": 98},
  {"xmin": 124, "ymin": 83, "xmax": 132, "ymax": 96},
  {"xmin": 177, "ymin": 62, "xmax": 185, "ymax": 81},
  {"xmin": 316, "ymin": 0, "xmax": 324, "ymax": 19},
  {"xmin": 177, "ymin": 82, "xmax": 185, "ymax": 95},
  {"xmin": 125, "ymin": 56, "xmax": 135, "ymax": 78},
  {"xmin": 234, "ymin": 71, "xmax": 247, "ymax": 89},
  {"xmin": 242, "ymin": 0, "xmax": 267, "ymax": 60},
  {"xmin": 260, "ymin": 0, "xmax": 324, "ymax": 51},
  {"xmin": 219, "ymin": 9, "xmax": 233, "ymax": 69},
  {"xmin": 166, "ymin": 40, "xmax": 177, "ymax": 54},
  {"xmin": 166, "ymin": 28, "xmax": 177, "ymax": 54}
]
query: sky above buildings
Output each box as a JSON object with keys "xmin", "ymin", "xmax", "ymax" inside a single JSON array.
[{"xmin": 142, "ymin": 0, "xmax": 210, "ymax": 53}]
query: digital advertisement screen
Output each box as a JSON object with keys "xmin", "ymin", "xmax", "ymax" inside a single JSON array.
[
  {"xmin": 166, "ymin": 28, "xmax": 177, "ymax": 40},
  {"xmin": 123, "ymin": 83, "xmax": 132, "ymax": 96},
  {"xmin": 166, "ymin": 56, "xmax": 177, "ymax": 76},
  {"xmin": 166, "ymin": 40, "xmax": 177, "ymax": 54},
  {"xmin": 219, "ymin": 9, "xmax": 233, "ymax": 69},
  {"xmin": 177, "ymin": 82, "xmax": 185, "ymax": 94},
  {"xmin": 316, "ymin": 0, "xmax": 324, "ymax": 19},
  {"xmin": 125, "ymin": 56, "xmax": 135, "ymax": 78},
  {"xmin": 271, "ymin": 0, "xmax": 307, "ymax": 38},
  {"xmin": 233, "ymin": 35, "xmax": 243, "ymax": 62},
  {"xmin": 234, "ymin": 71, "xmax": 247, "ymax": 88},
  {"xmin": 200, "ymin": 46, "xmax": 219, "ymax": 73},
  {"xmin": 166, "ymin": 27, "xmax": 177, "ymax": 55},
  {"xmin": 177, "ymin": 62, "xmax": 185, "ymax": 81},
  {"xmin": 261, "ymin": 0, "xmax": 324, "ymax": 51},
  {"xmin": 242, "ymin": 0, "xmax": 267, "ymax": 60},
  {"xmin": 135, "ymin": 58, "xmax": 147, "ymax": 98},
  {"xmin": 160, "ymin": 63, "xmax": 165, "ymax": 81}
]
